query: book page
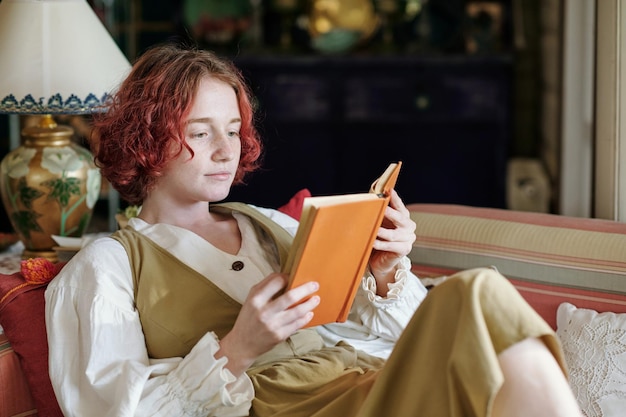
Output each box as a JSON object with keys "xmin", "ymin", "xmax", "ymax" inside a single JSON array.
[{"xmin": 370, "ymin": 161, "xmax": 402, "ymax": 196}]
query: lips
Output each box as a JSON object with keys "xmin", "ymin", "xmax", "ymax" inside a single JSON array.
[{"xmin": 207, "ymin": 171, "xmax": 232, "ymax": 181}]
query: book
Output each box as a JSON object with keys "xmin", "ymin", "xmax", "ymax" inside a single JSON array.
[{"xmin": 283, "ymin": 161, "xmax": 402, "ymax": 327}]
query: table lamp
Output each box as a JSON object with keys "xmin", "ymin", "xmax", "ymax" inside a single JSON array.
[{"xmin": 0, "ymin": 0, "xmax": 131, "ymax": 260}]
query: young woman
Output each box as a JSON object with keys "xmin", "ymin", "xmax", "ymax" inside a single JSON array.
[{"xmin": 45, "ymin": 43, "xmax": 582, "ymax": 417}]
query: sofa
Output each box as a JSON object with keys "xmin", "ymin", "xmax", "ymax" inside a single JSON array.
[
  {"xmin": 407, "ymin": 203, "xmax": 626, "ymax": 417},
  {"xmin": 2, "ymin": 201, "xmax": 626, "ymax": 416}
]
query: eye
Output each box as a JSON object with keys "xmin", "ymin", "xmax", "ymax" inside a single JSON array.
[
  {"xmin": 228, "ymin": 130, "xmax": 241, "ymax": 138},
  {"xmin": 188, "ymin": 130, "xmax": 209, "ymax": 140}
]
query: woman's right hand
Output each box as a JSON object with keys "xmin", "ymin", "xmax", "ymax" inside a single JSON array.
[{"xmin": 215, "ymin": 273, "xmax": 320, "ymax": 376}]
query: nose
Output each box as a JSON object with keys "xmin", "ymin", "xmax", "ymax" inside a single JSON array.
[{"xmin": 212, "ymin": 133, "xmax": 235, "ymax": 161}]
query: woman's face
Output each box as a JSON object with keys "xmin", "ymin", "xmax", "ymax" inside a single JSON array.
[{"xmin": 158, "ymin": 76, "xmax": 242, "ymax": 204}]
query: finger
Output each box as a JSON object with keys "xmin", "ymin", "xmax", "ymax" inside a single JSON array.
[
  {"xmin": 281, "ymin": 294, "xmax": 320, "ymax": 327},
  {"xmin": 388, "ymin": 189, "xmax": 409, "ymax": 213},
  {"xmin": 382, "ymin": 206, "xmax": 415, "ymax": 230},
  {"xmin": 248, "ymin": 273, "xmax": 288, "ymax": 306},
  {"xmin": 274, "ymin": 280, "xmax": 320, "ymax": 311},
  {"xmin": 376, "ymin": 226, "xmax": 416, "ymax": 246},
  {"xmin": 372, "ymin": 238, "xmax": 414, "ymax": 256},
  {"xmin": 262, "ymin": 286, "xmax": 320, "ymax": 335},
  {"xmin": 382, "ymin": 193, "xmax": 412, "ymax": 225},
  {"xmin": 378, "ymin": 211, "xmax": 416, "ymax": 240}
]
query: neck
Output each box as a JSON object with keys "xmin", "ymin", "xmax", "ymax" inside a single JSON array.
[{"xmin": 137, "ymin": 199, "xmax": 214, "ymax": 228}]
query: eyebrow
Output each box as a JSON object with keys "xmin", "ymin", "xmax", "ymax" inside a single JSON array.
[{"xmin": 186, "ymin": 117, "xmax": 242, "ymax": 125}]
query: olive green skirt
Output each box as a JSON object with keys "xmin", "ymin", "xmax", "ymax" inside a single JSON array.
[{"xmin": 247, "ymin": 268, "xmax": 565, "ymax": 417}]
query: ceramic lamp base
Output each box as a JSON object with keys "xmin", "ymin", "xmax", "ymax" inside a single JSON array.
[
  {"xmin": 0, "ymin": 115, "xmax": 101, "ymax": 260},
  {"xmin": 22, "ymin": 249, "xmax": 58, "ymax": 262}
]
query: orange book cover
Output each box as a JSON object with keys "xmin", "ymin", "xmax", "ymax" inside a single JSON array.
[{"xmin": 283, "ymin": 162, "xmax": 402, "ymax": 327}]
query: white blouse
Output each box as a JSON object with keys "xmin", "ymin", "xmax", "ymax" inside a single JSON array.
[{"xmin": 45, "ymin": 205, "xmax": 427, "ymax": 417}]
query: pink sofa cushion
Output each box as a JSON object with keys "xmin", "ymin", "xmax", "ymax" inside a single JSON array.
[
  {"xmin": 510, "ymin": 278, "xmax": 626, "ymax": 329},
  {"xmin": 412, "ymin": 263, "xmax": 626, "ymax": 329}
]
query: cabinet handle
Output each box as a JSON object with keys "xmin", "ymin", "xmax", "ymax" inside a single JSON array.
[{"xmin": 415, "ymin": 94, "xmax": 430, "ymax": 110}]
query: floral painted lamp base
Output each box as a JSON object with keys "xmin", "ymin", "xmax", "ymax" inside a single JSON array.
[{"xmin": 0, "ymin": 116, "xmax": 101, "ymax": 261}]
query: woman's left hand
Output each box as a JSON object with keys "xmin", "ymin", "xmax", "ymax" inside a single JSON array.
[{"xmin": 368, "ymin": 189, "xmax": 416, "ymax": 296}]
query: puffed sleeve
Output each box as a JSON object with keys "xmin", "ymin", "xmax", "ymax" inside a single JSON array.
[
  {"xmin": 45, "ymin": 238, "xmax": 254, "ymax": 417},
  {"xmin": 354, "ymin": 256, "xmax": 428, "ymax": 339}
]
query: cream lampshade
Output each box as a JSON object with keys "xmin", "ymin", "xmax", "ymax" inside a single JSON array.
[{"xmin": 0, "ymin": 0, "xmax": 131, "ymax": 260}]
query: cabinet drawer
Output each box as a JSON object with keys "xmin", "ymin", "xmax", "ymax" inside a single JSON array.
[
  {"xmin": 244, "ymin": 70, "xmax": 334, "ymax": 122},
  {"xmin": 344, "ymin": 73, "xmax": 508, "ymax": 123}
]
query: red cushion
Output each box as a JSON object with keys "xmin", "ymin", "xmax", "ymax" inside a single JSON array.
[
  {"xmin": 277, "ymin": 188, "xmax": 311, "ymax": 220},
  {"xmin": 0, "ymin": 272, "xmax": 63, "ymax": 416},
  {"xmin": 0, "ymin": 333, "xmax": 37, "ymax": 416}
]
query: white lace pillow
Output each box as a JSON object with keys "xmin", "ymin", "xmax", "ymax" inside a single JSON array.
[{"xmin": 556, "ymin": 302, "xmax": 626, "ymax": 417}]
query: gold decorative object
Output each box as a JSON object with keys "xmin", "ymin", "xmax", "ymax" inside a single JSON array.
[
  {"xmin": 308, "ymin": 0, "xmax": 379, "ymax": 52},
  {"xmin": 375, "ymin": 0, "xmax": 399, "ymax": 45},
  {"xmin": 0, "ymin": 0, "xmax": 131, "ymax": 260},
  {"xmin": 0, "ymin": 115, "xmax": 100, "ymax": 260}
]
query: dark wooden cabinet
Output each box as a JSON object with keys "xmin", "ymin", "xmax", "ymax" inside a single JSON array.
[{"xmin": 227, "ymin": 54, "xmax": 512, "ymax": 209}]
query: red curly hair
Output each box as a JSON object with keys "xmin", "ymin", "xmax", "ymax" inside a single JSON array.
[{"xmin": 91, "ymin": 43, "xmax": 262, "ymax": 205}]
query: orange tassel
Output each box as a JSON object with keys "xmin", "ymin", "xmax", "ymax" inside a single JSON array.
[{"xmin": 20, "ymin": 258, "xmax": 63, "ymax": 284}]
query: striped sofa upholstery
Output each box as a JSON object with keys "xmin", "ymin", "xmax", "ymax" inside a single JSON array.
[{"xmin": 407, "ymin": 204, "xmax": 626, "ymax": 329}]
